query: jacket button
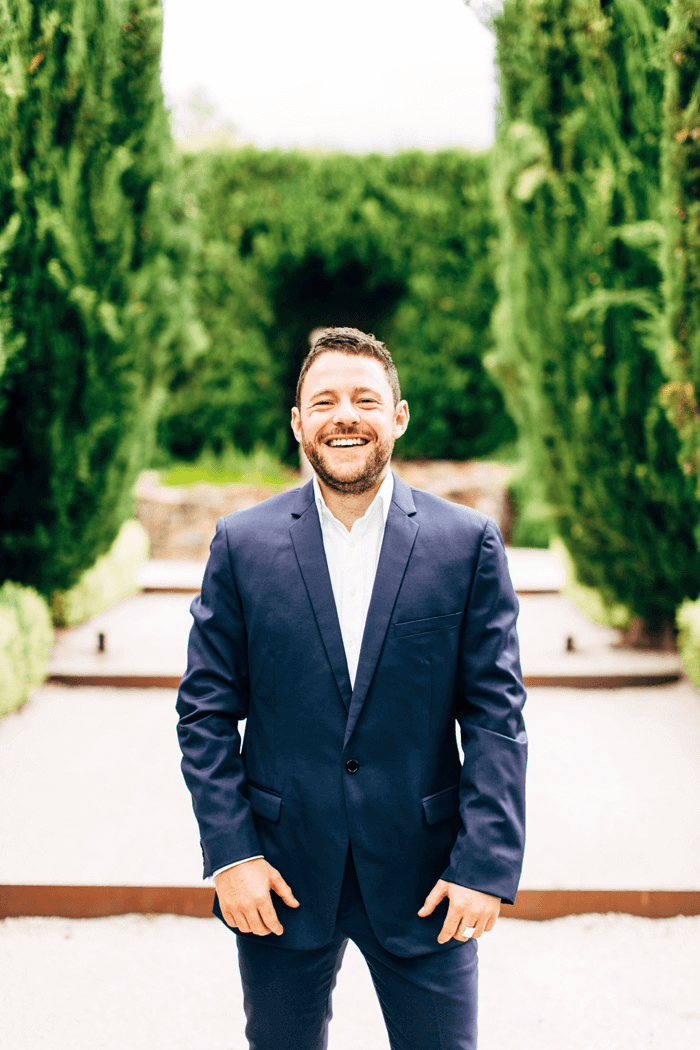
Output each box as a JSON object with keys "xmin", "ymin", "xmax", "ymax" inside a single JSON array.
[{"xmin": 345, "ymin": 758, "xmax": 360, "ymax": 774}]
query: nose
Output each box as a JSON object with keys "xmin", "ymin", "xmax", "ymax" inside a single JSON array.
[{"xmin": 332, "ymin": 397, "xmax": 360, "ymax": 427}]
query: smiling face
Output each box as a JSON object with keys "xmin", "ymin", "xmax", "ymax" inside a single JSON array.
[{"xmin": 291, "ymin": 351, "xmax": 409, "ymax": 496}]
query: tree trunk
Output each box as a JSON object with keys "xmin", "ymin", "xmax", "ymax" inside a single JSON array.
[{"xmin": 618, "ymin": 616, "xmax": 678, "ymax": 652}]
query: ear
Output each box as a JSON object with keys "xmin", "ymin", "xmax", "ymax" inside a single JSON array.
[
  {"xmin": 393, "ymin": 400, "xmax": 410, "ymax": 439},
  {"xmin": 291, "ymin": 406, "xmax": 302, "ymax": 444}
]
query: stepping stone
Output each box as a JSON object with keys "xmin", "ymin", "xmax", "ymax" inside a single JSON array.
[
  {"xmin": 505, "ymin": 546, "xmax": 565, "ymax": 593},
  {"xmin": 135, "ymin": 548, "xmax": 566, "ymax": 596},
  {"xmin": 137, "ymin": 560, "xmax": 205, "ymax": 593},
  {"xmin": 518, "ymin": 594, "xmax": 682, "ymax": 687},
  {"xmin": 2, "ymin": 683, "xmax": 699, "ymax": 920},
  {"xmin": 46, "ymin": 591, "xmax": 682, "ymax": 689},
  {"xmin": 47, "ymin": 593, "xmax": 192, "ymax": 687}
]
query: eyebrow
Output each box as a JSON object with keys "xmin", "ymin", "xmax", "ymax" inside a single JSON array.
[{"xmin": 308, "ymin": 386, "xmax": 384, "ymax": 400}]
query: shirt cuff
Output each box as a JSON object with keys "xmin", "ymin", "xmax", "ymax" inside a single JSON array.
[{"xmin": 211, "ymin": 856, "xmax": 264, "ymax": 880}]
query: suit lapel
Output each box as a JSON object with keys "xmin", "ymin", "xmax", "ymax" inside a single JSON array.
[
  {"xmin": 289, "ymin": 481, "xmax": 352, "ymax": 711},
  {"xmin": 344, "ymin": 476, "xmax": 418, "ymax": 745}
]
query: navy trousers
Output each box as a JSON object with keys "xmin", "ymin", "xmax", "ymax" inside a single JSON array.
[{"xmin": 236, "ymin": 850, "xmax": 478, "ymax": 1050}]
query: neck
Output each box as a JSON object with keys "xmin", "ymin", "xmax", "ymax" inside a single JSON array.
[{"xmin": 316, "ymin": 467, "xmax": 390, "ymax": 531}]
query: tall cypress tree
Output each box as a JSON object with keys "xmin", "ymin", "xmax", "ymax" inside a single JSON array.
[
  {"xmin": 659, "ymin": 0, "xmax": 700, "ymax": 486},
  {"xmin": 493, "ymin": 0, "xmax": 700, "ymax": 641},
  {"xmin": 0, "ymin": 0, "xmax": 201, "ymax": 596}
]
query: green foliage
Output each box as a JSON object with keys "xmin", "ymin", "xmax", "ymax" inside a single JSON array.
[
  {"xmin": 50, "ymin": 518, "xmax": 149, "ymax": 627},
  {"xmin": 658, "ymin": 1, "xmax": 700, "ymax": 485},
  {"xmin": 493, "ymin": 0, "xmax": 700, "ymax": 623},
  {"xmin": 0, "ymin": 580, "xmax": 52, "ymax": 718},
  {"xmin": 0, "ymin": 0, "xmax": 203, "ymax": 598},
  {"xmin": 508, "ymin": 466, "xmax": 557, "ymax": 548},
  {"xmin": 552, "ymin": 537, "xmax": 632, "ymax": 630},
  {"xmin": 160, "ymin": 148, "xmax": 515, "ymax": 463}
]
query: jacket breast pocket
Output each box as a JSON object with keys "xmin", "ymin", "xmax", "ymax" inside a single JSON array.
[
  {"xmin": 394, "ymin": 611, "xmax": 462, "ymax": 638},
  {"xmin": 422, "ymin": 784, "xmax": 460, "ymax": 826},
  {"xmin": 247, "ymin": 783, "xmax": 282, "ymax": 823}
]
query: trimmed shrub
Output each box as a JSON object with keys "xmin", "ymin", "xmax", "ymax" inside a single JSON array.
[
  {"xmin": 0, "ymin": 0, "xmax": 202, "ymax": 599},
  {"xmin": 0, "ymin": 581, "xmax": 53, "ymax": 718},
  {"xmin": 50, "ymin": 519, "xmax": 149, "ymax": 627},
  {"xmin": 161, "ymin": 148, "xmax": 515, "ymax": 463},
  {"xmin": 492, "ymin": 0, "xmax": 700, "ymax": 631}
]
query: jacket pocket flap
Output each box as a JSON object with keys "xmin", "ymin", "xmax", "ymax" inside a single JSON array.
[
  {"xmin": 248, "ymin": 784, "xmax": 282, "ymax": 823},
  {"xmin": 422, "ymin": 784, "xmax": 460, "ymax": 826},
  {"xmin": 394, "ymin": 611, "xmax": 462, "ymax": 637}
]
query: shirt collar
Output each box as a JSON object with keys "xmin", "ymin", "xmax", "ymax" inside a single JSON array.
[{"xmin": 313, "ymin": 470, "xmax": 394, "ymax": 530}]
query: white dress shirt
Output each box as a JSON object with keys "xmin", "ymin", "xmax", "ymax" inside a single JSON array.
[
  {"xmin": 313, "ymin": 470, "xmax": 393, "ymax": 688},
  {"xmin": 213, "ymin": 471, "xmax": 394, "ymax": 880}
]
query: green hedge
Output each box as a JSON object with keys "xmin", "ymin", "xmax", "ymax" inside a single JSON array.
[
  {"xmin": 160, "ymin": 148, "xmax": 515, "ymax": 463},
  {"xmin": 50, "ymin": 519, "xmax": 149, "ymax": 628},
  {"xmin": 0, "ymin": 581, "xmax": 53, "ymax": 719}
]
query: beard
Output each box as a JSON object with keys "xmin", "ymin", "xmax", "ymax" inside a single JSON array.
[{"xmin": 301, "ymin": 427, "xmax": 395, "ymax": 495}]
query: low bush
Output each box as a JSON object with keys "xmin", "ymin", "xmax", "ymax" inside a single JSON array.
[
  {"xmin": 677, "ymin": 598, "xmax": 700, "ymax": 689},
  {"xmin": 50, "ymin": 520, "xmax": 149, "ymax": 628},
  {"xmin": 0, "ymin": 582, "xmax": 53, "ymax": 719}
]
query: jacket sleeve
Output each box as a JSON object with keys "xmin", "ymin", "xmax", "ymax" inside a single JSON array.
[
  {"xmin": 176, "ymin": 517, "xmax": 262, "ymax": 878},
  {"xmin": 440, "ymin": 518, "xmax": 527, "ymax": 904}
]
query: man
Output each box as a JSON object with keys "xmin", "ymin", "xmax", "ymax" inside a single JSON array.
[{"xmin": 176, "ymin": 327, "xmax": 527, "ymax": 1050}]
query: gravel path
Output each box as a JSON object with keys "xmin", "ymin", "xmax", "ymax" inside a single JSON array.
[{"xmin": 2, "ymin": 913, "xmax": 699, "ymax": 1049}]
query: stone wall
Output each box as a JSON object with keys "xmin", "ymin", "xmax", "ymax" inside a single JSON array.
[
  {"xmin": 135, "ymin": 462, "xmax": 515, "ymax": 561},
  {"xmin": 134, "ymin": 471, "xmax": 294, "ymax": 561}
]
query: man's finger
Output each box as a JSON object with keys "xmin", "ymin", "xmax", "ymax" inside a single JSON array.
[
  {"xmin": 418, "ymin": 881, "xmax": 447, "ymax": 917},
  {"xmin": 437, "ymin": 900, "xmax": 465, "ymax": 944},
  {"xmin": 245, "ymin": 907, "xmax": 273, "ymax": 937},
  {"xmin": 259, "ymin": 896, "xmax": 284, "ymax": 936},
  {"xmin": 455, "ymin": 910, "xmax": 495, "ymax": 940},
  {"xmin": 221, "ymin": 909, "xmax": 238, "ymax": 929},
  {"xmin": 233, "ymin": 912, "xmax": 251, "ymax": 934},
  {"xmin": 269, "ymin": 868, "xmax": 299, "ymax": 909}
]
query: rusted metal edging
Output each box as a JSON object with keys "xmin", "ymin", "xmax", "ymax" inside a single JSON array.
[{"xmin": 2, "ymin": 886, "xmax": 699, "ymax": 921}]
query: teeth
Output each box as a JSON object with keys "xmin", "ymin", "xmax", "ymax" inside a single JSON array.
[{"xmin": 328, "ymin": 438, "xmax": 365, "ymax": 447}]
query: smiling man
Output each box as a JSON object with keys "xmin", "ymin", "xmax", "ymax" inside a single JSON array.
[{"xmin": 176, "ymin": 327, "xmax": 527, "ymax": 1050}]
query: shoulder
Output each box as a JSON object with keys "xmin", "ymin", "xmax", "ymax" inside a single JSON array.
[
  {"xmin": 408, "ymin": 486, "xmax": 493, "ymax": 540},
  {"xmin": 221, "ymin": 486, "xmax": 303, "ymax": 535}
]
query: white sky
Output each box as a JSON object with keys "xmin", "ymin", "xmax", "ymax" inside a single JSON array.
[{"xmin": 160, "ymin": 0, "xmax": 497, "ymax": 153}]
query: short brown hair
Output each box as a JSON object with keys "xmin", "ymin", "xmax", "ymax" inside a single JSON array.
[{"xmin": 295, "ymin": 327, "xmax": 401, "ymax": 408}]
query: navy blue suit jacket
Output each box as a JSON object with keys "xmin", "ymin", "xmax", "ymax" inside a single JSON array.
[{"xmin": 176, "ymin": 475, "xmax": 527, "ymax": 957}]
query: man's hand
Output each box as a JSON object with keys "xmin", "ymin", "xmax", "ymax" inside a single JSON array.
[
  {"xmin": 418, "ymin": 879, "xmax": 500, "ymax": 944},
  {"xmin": 214, "ymin": 858, "xmax": 299, "ymax": 936}
]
